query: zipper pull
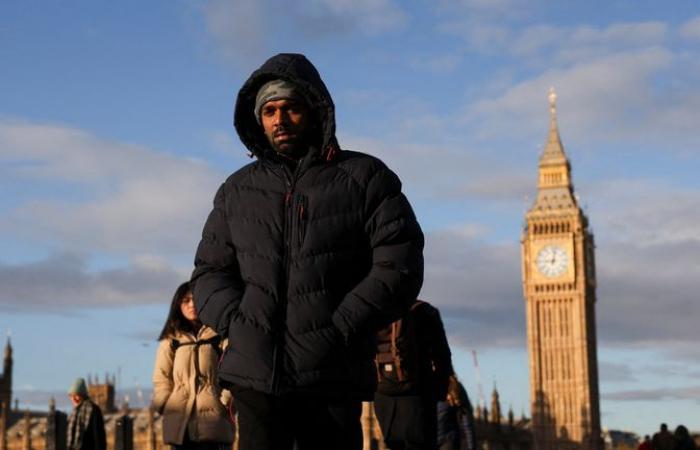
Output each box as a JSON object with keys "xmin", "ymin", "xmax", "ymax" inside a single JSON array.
[
  {"xmin": 299, "ymin": 204, "xmax": 305, "ymax": 220},
  {"xmin": 284, "ymin": 191, "xmax": 292, "ymax": 205}
]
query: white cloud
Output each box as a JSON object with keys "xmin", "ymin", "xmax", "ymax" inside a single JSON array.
[
  {"xmin": 570, "ymin": 22, "xmax": 667, "ymax": 47},
  {"xmin": 441, "ymin": 17, "xmax": 667, "ymax": 63},
  {"xmin": 195, "ymin": 0, "xmax": 269, "ymax": 65},
  {"xmin": 589, "ymin": 179, "xmax": 700, "ymax": 246},
  {"xmin": 421, "ymin": 227, "xmax": 525, "ymax": 349},
  {"xmin": 0, "ymin": 253, "xmax": 186, "ymax": 311},
  {"xmin": 586, "ymin": 180, "xmax": 700, "ymax": 350},
  {"xmin": 599, "ymin": 361, "xmax": 637, "ymax": 383},
  {"xmin": 509, "ymin": 24, "xmax": 565, "ymax": 57},
  {"xmin": 293, "ymin": 0, "xmax": 408, "ymax": 35},
  {"xmin": 435, "ymin": 0, "xmax": 534, "ymax": 20},
  {"xmin": 0, "ymin": 120, "xmax": 225, "ymax": 257},
  {"xmin": 679, "ymin": 15, "xmax": 700, "ymax": 40},
  {"xmin": 456, "ymin": 172, "xmax": 532, "ymax": 201},
  {"xmin": 194, "ymin": 0, "xmax": 408, "ymax": 65},
  {"xmin": 463, "ymin": 47, "xmax": 677, "ymax": 146},
  {"xmin": 339, "ymin": 134, "xmax": 526, "ymax": 202},
  {"xmin": 430, "ymin": 18, "xmax": 700, "ymax": 155},
  {"xmin": 604, "ymin": 386, "xmax": 700, "ymax": 402}
]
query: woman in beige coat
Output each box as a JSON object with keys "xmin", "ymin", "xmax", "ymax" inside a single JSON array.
[{"xmin": 153, "ymin": 282, "xmax": 234, "ymax": 450}]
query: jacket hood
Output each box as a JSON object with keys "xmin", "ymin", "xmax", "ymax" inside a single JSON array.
[{"xmin": 234, "ymin": 53, "xmax": 339, "ymax": 160}]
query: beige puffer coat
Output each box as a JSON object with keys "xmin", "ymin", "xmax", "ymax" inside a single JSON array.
[{"xmin": 152, "ymin": 326, "xmax": 234, "ymax": 445}]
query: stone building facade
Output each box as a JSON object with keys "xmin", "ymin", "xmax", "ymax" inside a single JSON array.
[{"xmin": 520, "ymin": 89, "xmax": 603, "ymax": 450}]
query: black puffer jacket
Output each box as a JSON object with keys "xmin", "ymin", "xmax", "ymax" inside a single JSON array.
[{"xmin": 192, "ymin": 53, "xmax": 424, "ymax": 398}]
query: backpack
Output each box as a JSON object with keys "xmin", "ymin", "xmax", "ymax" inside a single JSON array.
[{"xmin": 375, "ymin": 300, "xmax": 425, "ymax": 395}]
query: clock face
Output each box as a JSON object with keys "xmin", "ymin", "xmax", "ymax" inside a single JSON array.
[{"xmin": 536, "ymin": 245, "xmax": 568, "ymax": 278}]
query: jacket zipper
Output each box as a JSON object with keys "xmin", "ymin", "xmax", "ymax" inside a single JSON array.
[
  {"xmin": 297, "ymin": 196, "xmax": 307, "ymax": 249},
  {"xmin": 270, "ymin": 166, "xmax": 299, "ymax": 395}
]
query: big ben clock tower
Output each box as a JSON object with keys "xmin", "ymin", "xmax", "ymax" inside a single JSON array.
[{"xmin": 521, "ymin": 89, "xmax": 602, "ymax": 450}]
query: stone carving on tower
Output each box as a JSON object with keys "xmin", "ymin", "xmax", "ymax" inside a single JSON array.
[{"xmin": 521, "ymin": 89, "xmax": 602, "ymax": 450}]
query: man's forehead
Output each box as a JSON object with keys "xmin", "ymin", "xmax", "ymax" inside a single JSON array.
[{"xmin": 262, "ymin": 98, "xmax": 305, "ymax": 108}]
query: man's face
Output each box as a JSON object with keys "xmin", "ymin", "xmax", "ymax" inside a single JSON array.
[
  {"xmin": 69, "ymin": 393, "xmax": 83, "ymax": 407},
  {"xmin": 260, "ymin": 98, "xmax": 312, "ymax": 155}
]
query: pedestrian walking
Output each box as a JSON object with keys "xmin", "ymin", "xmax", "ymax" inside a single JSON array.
[
  {"xmin": 66, "ymin": 377, "xmax": 106, "ymax": 450},
  {"xmin": 653, "ymin": 423, "xmax": 676, "ymax": 450},
  {"xmin": 374, "ymin": 299, "xmax": 452, "ymax": 450},
  {"xmin": 152, "ymin": 282, "xmax": 234, "ymax": 450}
]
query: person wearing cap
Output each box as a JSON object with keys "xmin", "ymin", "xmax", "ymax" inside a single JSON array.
[
  {"xmin": 66, "ymin": 377, "xmax": 106, "ymax": 450},
  {"xmin": 191, "ymin": 53, "xmax": 424, "ymax": 450}
]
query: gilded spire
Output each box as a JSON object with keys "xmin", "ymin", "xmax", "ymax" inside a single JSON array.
[
  {"xmin": 528, "ymin": 87, "xmax": 577, "ymax": 211},
  {"xmin": 540, "ymin": 87, "xmax": 568, "ymax": 166}
]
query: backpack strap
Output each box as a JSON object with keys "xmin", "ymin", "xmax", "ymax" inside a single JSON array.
[
  {"xmin": 391, "ymin": 320, "xmax": 405, "ymax": 381},
  {"xmin": 170, "ymin": 335, "xmax": 223, "ymax": 380},
  {"xmin": 170, "ymin": 338, "xmax": 188, "ymax": 353}
]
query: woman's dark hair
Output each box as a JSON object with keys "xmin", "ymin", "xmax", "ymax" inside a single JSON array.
[{"xmin": 157, "ymin": 281, "xmax": 201, "ymax": 340}]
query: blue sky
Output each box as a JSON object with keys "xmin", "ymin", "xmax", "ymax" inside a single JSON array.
[{"xmin": 1, "ymin": 0, "xmax": 699, "ymax": 436}]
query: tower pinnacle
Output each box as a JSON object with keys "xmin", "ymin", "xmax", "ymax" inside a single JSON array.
[
  {"xmin": 540, "ymin": 86, "xmax": 568, "ymax": 167},
  {"xmin": 548, "ymin": 86, "xmax": 557, "ymax": 116},
  {"xmin": 3, "ymin": 338, "xmax": 10, "ymax": 362},
  {"xmin": 530, "ymin": 88, "xmax": 578, "ymax": 212},
  {"xmin": 490, "ymin": 383, "xmax": 502, "ymax": 425}
]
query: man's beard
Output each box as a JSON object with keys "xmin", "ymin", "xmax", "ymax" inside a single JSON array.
[{"xmin": 269, "ymin": 126, "xmax": 310, "ymax": 158}]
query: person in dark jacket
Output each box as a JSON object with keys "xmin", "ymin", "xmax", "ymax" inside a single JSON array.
[
  {"xmin": 66, "ymin": 378, "xmax": 106, "ymax": 450},
  {"xmin": 653, "ymin": 423, "xmax": 676, "ymax": 450},
  {"xmin": 672, "ymin": 425, "xmax": 697, "ymax": 450},
  {"xmin": 191, "ymin": 53, "xmax": 424, "ymax": 450},
  {"xmin": 374, "ymin": 300, "xmax": 453, "ymax": 450},
  {"xmin": 437, "ymin": 375, "xmax": 476, "ymax": 450}
]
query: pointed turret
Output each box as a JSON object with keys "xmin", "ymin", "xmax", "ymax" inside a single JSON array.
[
  {"xmin": 540, "ymin": 88, "xmax": 569, "ymax": 167},
  {"xmin": 0, "ymin": 338, "xmax": 11, "ymax": 420},
  {"xmin": 529, "ymin": 88, "xmax": 578, "ymax": 213},
  {"xmin": 508, "ymin": 406, "xmax": 515, "ymax": 428},
  {"xmin": 490, "ymin": 384, "xmax": 502, "ymax": 427}
]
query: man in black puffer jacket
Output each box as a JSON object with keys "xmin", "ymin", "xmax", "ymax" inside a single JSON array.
[{"xmin": 191, "ymin": 53, "xmax": 424, "ymax": 450}]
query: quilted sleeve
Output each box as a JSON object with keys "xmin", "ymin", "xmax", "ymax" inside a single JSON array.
[
  {"xmin": 331, "ymin": 165, "xmax": 424, "ymax": 338},
  {"xmin": 191, "ymin": 183, "xmax": 245, "ymax": 336}
]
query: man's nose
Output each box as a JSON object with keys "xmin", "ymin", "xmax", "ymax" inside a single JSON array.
[{"xmin": 273, "ymin": 110, "xmax": 288, "ymax": 126}]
